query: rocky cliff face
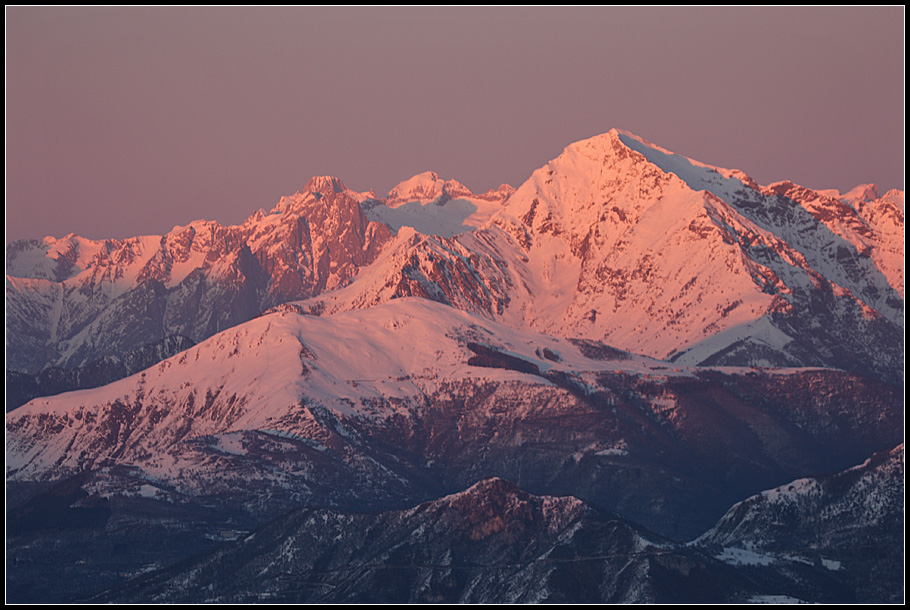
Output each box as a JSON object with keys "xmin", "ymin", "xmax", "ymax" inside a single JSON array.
[{"xmin": 6, "ymin": 177, "xmax": 392, "ymax": 373}]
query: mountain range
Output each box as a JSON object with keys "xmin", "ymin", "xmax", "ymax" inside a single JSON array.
[{"xmin": 5, "ymin": 129, "xmax": 904, "ymax": 603}]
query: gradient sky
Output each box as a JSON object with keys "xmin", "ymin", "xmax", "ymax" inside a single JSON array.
[{"xmin": 6, "ymin": 6, "xmax": 904, "ymax": 244}]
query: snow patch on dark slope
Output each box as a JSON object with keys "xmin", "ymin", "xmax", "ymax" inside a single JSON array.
[
  {"xmin": 696, "ymin": 445, "xmax": 904, "ymax": 603},
  {"xmin": 88, "ymin": 479, "xmax": 760, "ymax": 604}
]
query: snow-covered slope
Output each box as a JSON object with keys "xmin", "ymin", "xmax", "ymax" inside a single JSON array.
[
  {"xmin": 778, "ymin": 182, "xmax": 904, "ymax": 298},
  {"xmin": 7, "ymin": 297, "xmax": 903, "ymax": 539},
  {"xmin": 699, "ymin": 444, "xmax": 904, "ymax": 550},
  {"xmin": 5, "ymin": 297, "xmax": 667, "ymax": 483},
  {"xmin": 498, "ymin": 130, "xmax": 902, "ymax": 353},
  {"xmin": 7, "ymin": 334, "xmax": 195, "ymax": 411}
]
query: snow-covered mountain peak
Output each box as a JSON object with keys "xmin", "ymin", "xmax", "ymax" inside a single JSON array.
[
  {"xmin": 387, "ymin": 170, "xmax": 441, "ymax": 204},
  {"xmin": 362, "ymin": 171, "xmax": 507, "ymax": 237},
  {"xmin": 806, "ymin": 183, "xmax": 891, "ymax": 208},
  {"xmin": 492, "ymin": 128, "xmax": 712, "ymax": 246},
  {"xmin": 269, "ymin": 177, "xmax": 366, "ymax": 216},
  {"xmin": 479, "ymin": 129, "xmax": 904, "ymax": 372},
  {"xmin": 386, "ymin": 171, "xmax": 473, "ymax": 207},
  {"xmin": 305, "ymin": 175, "xmax": 347, "ymax": 196},
  {"xmin": 882, "ymin": 189, "xmax": 904, "ymax": 212},
  {"xmin": 478, "ymin": 183, "xmax": 516, "ymax": 202},
  {"xmin": 6, "ymin": 174, "xmax": 395, "ymax": 373},
  {"xmin": 842, "ymin": 183, "xmax": 881, "ymax": 203},
  {"xmin": 6, "ymin": 233, "xmax": 107, "ymax": 282}
]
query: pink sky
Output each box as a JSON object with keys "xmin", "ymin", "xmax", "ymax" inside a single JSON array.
[{"xmin": 5, "ymin": 6, "xmax": 904, "ymax": 244}]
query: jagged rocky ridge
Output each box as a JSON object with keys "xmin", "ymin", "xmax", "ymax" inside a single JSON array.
[
  {"xmin": 85, "ymin": 478, "xmax": 770, "ymax": 603},
  {"xmin": 6, "ymin": 176, "xmax": 395, "ymax": 374},
  {"xmin": 6, "ymin": 130, "xmax": 904, "ymax": 385}
]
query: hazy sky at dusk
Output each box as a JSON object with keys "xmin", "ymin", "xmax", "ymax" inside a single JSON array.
[{"xmin": 6, "ymin": 6, "xmax": 904, "ymax": 244}]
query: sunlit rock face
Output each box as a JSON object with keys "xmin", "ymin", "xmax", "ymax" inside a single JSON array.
[{"xmin": 6, "ymin": 177, "xmax": 393, "ymax": 374}]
